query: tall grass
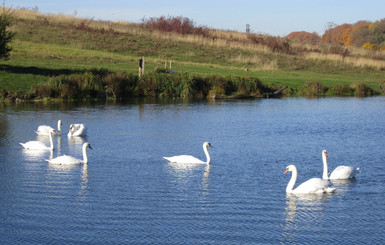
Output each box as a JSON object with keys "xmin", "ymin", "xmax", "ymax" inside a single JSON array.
[
  {"xmin": 230, "ymin": 54, "xmax": 278, "ymax": 70},
  {"xmin": 305, "ymin": 52, "xmax": 385, "ymax": 70}
]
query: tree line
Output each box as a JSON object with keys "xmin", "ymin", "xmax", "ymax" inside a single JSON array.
[{"xmin": 286, "ymin": 19, "xmax": 385, "ymax": 51}]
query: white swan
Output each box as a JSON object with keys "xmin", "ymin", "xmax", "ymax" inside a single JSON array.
[
  {"xmin": 67, "ymin": 123, "xmax": 87, "ymax": 137},
  {"xmin": 284, "ymin": 165, "xmax": 336, "ymax": 194},
  {"xmin": 322, "ymin": 150, "xmax": 359, "ymax": 180},
  {"xmin": 20, "ymin": 129, "xmax": 57, "ymax": 150},
  {"xmin": 46, "ymin": 142, "xmax": 92, "ymax": 165},
  {"xmin": 36, "ymin": 120, "xmax": 62, "ymax": 135},
  {"xmin": 163, "ymin": 142, "xmax": 213, "ymax": 164}
]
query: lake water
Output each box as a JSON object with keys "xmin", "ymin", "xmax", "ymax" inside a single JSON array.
[{"xmin": 0, "ymin": 97, "xmax": 384, "ymax": 244}]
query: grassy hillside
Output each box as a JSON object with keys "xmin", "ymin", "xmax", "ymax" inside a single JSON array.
[{"xmin": 1, "ymin": 8, "xmax": 385, "ymax": 100}]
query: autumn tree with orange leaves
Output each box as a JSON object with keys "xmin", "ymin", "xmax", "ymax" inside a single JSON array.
[
  {"xmin": 320, "ymin": 19, "xmax": 385, "ymax": 50},
  {"xmin": 321, "ymin": 23, "xmax": 353, "ymax": 46},
  {"xmin": 285, "ymin": 31, "xmax": 320, "ymax": 44}
]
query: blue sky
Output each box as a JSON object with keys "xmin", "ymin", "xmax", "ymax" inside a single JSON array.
[{"xmin": 4, "ymin": 0, "xmax": 385, "ymax": 36}]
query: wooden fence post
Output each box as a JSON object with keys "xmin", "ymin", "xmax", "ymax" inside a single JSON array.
[{"xmin": 139, "ymin": 56, "xmax": 144, "ymax": 77}]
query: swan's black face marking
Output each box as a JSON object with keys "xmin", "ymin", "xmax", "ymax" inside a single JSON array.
[
  {"xmin": 88, "ymin": 144, "xmax": 93, "ymax": 150},
  {"xmin": 208, "ymin": 143, "xmax": 213, "ymax": 148}
]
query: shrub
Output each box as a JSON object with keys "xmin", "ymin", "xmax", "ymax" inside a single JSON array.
[
  {"xmin": 190, "ymin": 75, "xmax": 211, "ymax": 98},
  {"xmin": 0, "ymin": 7, "xmax": 15, "ymax": 60},
  {"xmin": 105, "ymin": 72, "xmax": 138, "ymax": 99},
  {"xmin": 330, "ymin": 84, "xmax": 354, "ymax": 96},
  {"xmin": 361, "ymin": 42, "xmax": 377, "ymax": 50},
  {"xmin": 354, "ymin": 83, "xmax": 376, "ymax": 97},
  {"xmin": 300, "ymin": 81, "xmax": 327, "ymax": 97},
  {"xmin": 141, "ymin": 15, "xmax": 210, "ymax": 36}
]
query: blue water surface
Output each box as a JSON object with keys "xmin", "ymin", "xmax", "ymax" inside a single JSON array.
[{"xmin": 0, "ymin": 97, "xmax": 384, "ymax": 244}]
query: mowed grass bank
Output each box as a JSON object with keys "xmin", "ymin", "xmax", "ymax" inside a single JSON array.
[{"xmin": 1, "ymin": 8, "xmax": 385, "ymax": 100}]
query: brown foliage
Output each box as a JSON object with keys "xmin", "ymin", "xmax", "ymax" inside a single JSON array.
[
  {"xmin": 351, "ymin": 21, "xmax": 371, "ymax": 47},
  {"xmin": 354, "ymin": 84, "xmax": 375, "ymax": 97},
  {"xmin": 300, "ymin": 81, "xmax": 326, "ymax": 97},
  {"xmin": 331, "ymin": 84, "xmax": 354, "ymax": 96},
  {"xmin": 141, "ymin": 15, "xmax": 210, "ymax": 37},
  {"xmin": 286, "ymin": 31, "xmax": 321, "ymax": 44},
  {"xmin": 247, "ymin": 34, "xmax": 292, "ymax": 54},
  {"xmin": 320, "ymin": 20, "xmax": 385, "ymax": 50},
  {"xmin": 321, "ymin": 23, "xmax": 353, "ymax": 46}
]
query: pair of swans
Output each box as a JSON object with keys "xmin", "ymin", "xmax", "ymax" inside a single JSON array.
[
  {"xmin": 21, "ymin": 130, "xmax": 92, "ymax": 165},
  {"xmin": 284, "ymin": 165, "xmax": 336, "ymax": 194},
  {"xmin": 35, "ymin": 120, "xmax": 87, "ymax": 137},
  {"xmin": 20, "ymin": 129, "xmax": 57, "ymax": 150},
  {"xmin": 46, "ymin": 142, "xmax": 92, "ymax": 165},
  {"xmin": 163, "ymin": 142, "xmax": 213, "ymax": 164},
  {"xmin": 284, "ymin": 149, "xmax": 359, "ymax": 194}
]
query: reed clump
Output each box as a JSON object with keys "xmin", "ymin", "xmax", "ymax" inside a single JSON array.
[
  {"xmin": 298, "ymin": 81, "xmax": 378, "ymax": 97},
  {"xmin": 28, "ymin": 69, "xmax": 273, "ymax": 101}
]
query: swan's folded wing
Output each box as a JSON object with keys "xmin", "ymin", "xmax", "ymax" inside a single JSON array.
[
  {"xmin": 36, "ymin": 125, "xmax": 54, "ymax": 135},
  {"xmin": 163, "ymin": 155, "xmax": 204, "ymax": 164},
  {"xmin": 47, "ymin": 155, "xmax": 82, "ymax": 164},
  {"xmin": 21, "ymin": 141, "xmax": 48, "ymax": 149},
  {"xmin": 74, "ymin": 124, "xmax": 87, "ymax": 136},
  {"xmin": 294, "ymin": 178, "xmax": 331, "ymax": 194},
  {"xmin": 330, "ymin": 166, "xmax": 355, "ymax": 179}
]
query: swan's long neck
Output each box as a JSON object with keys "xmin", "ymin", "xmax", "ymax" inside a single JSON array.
[
  {"xmin": 286, "ymin": 168, "xmax": 297, "ymax": 193},
  {"xmin": 57, "ymin": 120, "xmax": 62, "ymax": 133},
  {"xmin": 203, "ymin": 144, "xmax": 210, "ymax": 164},
  {"xmin": 82, "ymin": 144, "xmax": 88, "ymax": 164},
  {"xmin": 322, "ymin": 153, "xmax": 329, "ymax": 180},
  {"xmin": 48, "ymin": 132, "xmax": 54, "ymax": 150}
]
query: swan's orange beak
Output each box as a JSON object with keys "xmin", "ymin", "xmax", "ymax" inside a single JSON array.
[
  {"xmin": 53, "ymin": 130, "xmax": 57, "ymax": 135},
  {"xmin": 283, "ymin": 169, "xmax": 289, "ymax": 174},
  {"xmin": 208, "ymin": 143, "xmax": 213, "ymax": 148},
  {"xmin": 324, "ymin": 152, "xmax": 328, "ymax": 157}
]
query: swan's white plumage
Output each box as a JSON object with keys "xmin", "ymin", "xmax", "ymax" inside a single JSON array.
[
  {"xmin": 20, "ymin": 129, "xmax": 57, "ymax": 150},
  {"xmin": 47, "ymin": 142, "xmax": 92, "ymax": 165},
  {"xmin": 36, "ymin": 120, "xmax": 62, "ymax": 135},
  {"xmin": 164, "ymin": 155, "xmax": 205, "ymax": 164},
  {"xmin": 322, "ymin": 150, "xmax": 359, "ymax": 180},
  {"xmin": 284, "ymin": 165, "xmax": 336, "ymax": 194},
  {"xmin": 329, "ymin": 166, "xmax": 358, "ymax": 179},
  {"xmin": 163, "ymin": 142, "xmax": 213, "ymax": 164},
  {"xmin": 68, "ymin": 123, "xmax": 87, "ymax": 137}
]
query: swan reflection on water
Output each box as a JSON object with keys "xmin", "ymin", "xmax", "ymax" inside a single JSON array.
[
  {"xmin": 281, "ymin": 193, "xmax": 333, "ymax": 243},
  {"xmin": 167, "ymin": 161, "xmax": 208, "ymax": 171},
  {"xmin": 166, "ymin": 162, "xmax": 211, "ymax": 195},
  {"xmin": 47, "ymin": 162, "xmax": 89, "ymax": 200},
  {"xmin": 22, "ymin": 149, "xmax": 53, "ymax": 162},
  {"xmin": 329, "ymin": 178, "xmax": 356, "ymax": 186},
  {"xmin": 68, "ymin": 135, "xmax": 88, "ymax": 145}
]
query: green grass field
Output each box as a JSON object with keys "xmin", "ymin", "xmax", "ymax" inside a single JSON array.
[{"xmin": 1, "ymin": 8, "xmax": 384, "ymax": 98}]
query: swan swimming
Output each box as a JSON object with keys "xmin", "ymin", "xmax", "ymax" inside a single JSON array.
[
  {"xmin": 20, "ymin": 129, "xmax": 57, "ymax": 150},
  {"xmin": 284, "ymin": 164, "xmax": 336, "ymax": 194},
  {"xmin": 322, "ymin": 150, "xmax": 359, "ymax": 180},
  {"xmin": 67, "ymin": 123, "xmax": 87, "ymax": 137},
  {"xmin": 46, "ymin": 142, "xmax": 92, "ymax": 165},
  {"xmin": 163, "ymin": 142, "xmax": 213, "ymax": 164},
  {"xmin": 36, "ymin": 120, "xmax": 62, "ymax": 135}
]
